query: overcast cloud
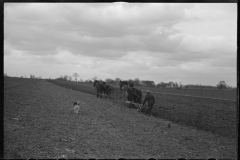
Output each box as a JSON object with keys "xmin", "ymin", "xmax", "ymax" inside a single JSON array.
[{"xmin": 4, "ymin": 3, "xmax": 237, "ymax": 87}]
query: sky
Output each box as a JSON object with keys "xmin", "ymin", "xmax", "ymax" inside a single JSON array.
[{"xmin": 4, "ymin": 3, "xmax": 237, "ymax": 87}]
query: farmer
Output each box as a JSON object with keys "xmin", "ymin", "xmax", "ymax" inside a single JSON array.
[{"xmin": 141, "ymin": 90, "xmax": 155, "ymax": 114}]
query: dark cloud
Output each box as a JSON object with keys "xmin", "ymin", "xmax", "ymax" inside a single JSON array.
[
  {"xmin": 4, "ymin": 3, "xmax": 237, "ymax": 87},
  {"xmin": 4, "ymin": 3, "xmax": 188, "ymax": 58}
]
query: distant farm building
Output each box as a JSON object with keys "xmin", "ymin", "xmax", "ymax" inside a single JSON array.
[
  {"xmin": 157, "ymin": 81, "xmax": 178, "ymax": 88},
  {"xmin": 140, "ymin": 80, "xmax": 155, "ymax": 87},
  {"xmin": 166, "ymin": 81, "xmax": 176, "ymax": 88}
]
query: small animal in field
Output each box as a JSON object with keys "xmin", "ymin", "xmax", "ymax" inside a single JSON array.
[
  {"xmin": 167, "ymin": 123, "xmax": 171, "ymax": 129},
  {"xmin": 73, "ymin": 101, "xmax": 80, "ymax": 114}
]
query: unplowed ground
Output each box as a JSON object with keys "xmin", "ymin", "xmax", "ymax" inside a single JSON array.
[
  {"xmin": 4, "ymin": 78, "xmax": 237, "ymax": 158},
  {"xmin": 149, "ymin": 93, "xmax": 237, "ymax": 139}
]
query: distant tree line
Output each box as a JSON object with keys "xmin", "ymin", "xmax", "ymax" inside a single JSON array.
[
  {"xmin": 56, "ymin": 74, "xmax": 235, "ymax": 90},
  {"xmin": 4, "ymin": 72, "xmax": 235, "ymax": 90},
  {"xmin": 30, "ymin": 74, "xmax": 42, "ymax": 79}
]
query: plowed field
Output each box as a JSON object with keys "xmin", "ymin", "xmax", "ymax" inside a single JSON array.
[{"xmin": 4, "ymin": 77, "xmax": 237, "ymax": 158}]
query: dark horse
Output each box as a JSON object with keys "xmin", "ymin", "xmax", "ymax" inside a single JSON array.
[
  {"xmin": 119, "ymin": 80, "xmax": 142, "ymax": 107},
  {"xmin": 93, "ymin": 80, "xmax": 112, "ymax": 98}
]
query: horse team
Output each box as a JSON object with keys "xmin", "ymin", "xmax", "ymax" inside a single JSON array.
[
  {"xmin": 93, "ymin": 80, "xmax": 155, "ymax": 114},
  {"xmin": 93, "ymin": 80, "xmax": 112, "ymax": 98},
  {"xmin": 93, "ymin": 80, "xmax": 142, "ymax": 106}
]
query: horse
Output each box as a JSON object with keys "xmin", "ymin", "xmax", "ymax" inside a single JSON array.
[
  {"xmin": 103, "ymin": 82, "xmax": 112, "ymax": 96},
  {"xmin": 120, "ymin": 80, "xmax": 142, "ymax": 107},
  {"xmin": 119, "ymin": 80, "xmax": 133, "ymax": 90},
  {"xmin": 93, "ymin": 80, "xmax": 113, "ymax": 98}
]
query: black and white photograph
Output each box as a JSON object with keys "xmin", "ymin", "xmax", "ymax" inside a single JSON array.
[{"xmin": 4, "ymin": 2, "xmax": 237, "ymax": 159}]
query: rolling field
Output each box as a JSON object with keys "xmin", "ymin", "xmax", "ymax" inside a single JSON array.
[
  {"xmin": 48, "ymin": 79, "xmax": 237, "ymax": 139},
  {"xmin": 136, "ymin": 86, "xmax": 237, "ymax": 101},
  {"xmin": 4, "ymin": 77, "xmax": 237, "ymax": 158},
  {"xmin": 149, "ymin": 92, "xmax": 237, "ymax": 139}
]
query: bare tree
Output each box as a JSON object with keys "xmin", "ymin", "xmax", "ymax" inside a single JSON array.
[
  {"xmin": 30, "ymin": 74, "xmax": 35, "ymax": 79},
  {"xmin": 73, "ymin": 73, "xmax": 79, "ymax": 81},
  {"xmin": 217, "ymin": 81, "xmax": 227, "ymax": 89},
  {"xmin": 134, "ymin": 78, "xmax": 140, "ymax": 86}
]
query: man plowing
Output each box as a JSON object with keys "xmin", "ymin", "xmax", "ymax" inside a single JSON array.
[{"xmin": 141, "ymin": 90, "xmax": 155, "ymax": 114}]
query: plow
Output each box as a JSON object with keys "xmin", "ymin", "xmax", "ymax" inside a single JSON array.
[
  {"xmin": 95, "ymin": 86, "xmax": 148, "ymax": 112},
  {"xmin": 125, "ymin": 101, "xmax": 147, "ymax": 111}
]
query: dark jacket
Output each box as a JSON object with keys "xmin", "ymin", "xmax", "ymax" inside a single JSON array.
[{"xmin": 143, "ymin": 93, "xmax": 155, "ymax": 105}]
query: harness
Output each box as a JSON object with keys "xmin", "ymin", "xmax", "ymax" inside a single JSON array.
[
  {"xmin": 95, "ymin": 82, "xmax": 111, "ymax": 95},
  {"xmin": 132, "ymin": 88, "xmax": 142, "ymax": 99},
  {"xmin": 122, "ymin": 84, "xmax": 142, "ymax": 100}
]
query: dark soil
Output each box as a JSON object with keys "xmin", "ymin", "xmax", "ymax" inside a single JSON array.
[
  {"xmin": 149, "ymin": 93, "xmax": 237, "ymax": 139},
  {"xmin": 48, "ymin": 79, "xmax": 237, "ymax": 139},
  {"xmin": 4, "ymin": 77, "xmax": 237, "ymax": 158}
]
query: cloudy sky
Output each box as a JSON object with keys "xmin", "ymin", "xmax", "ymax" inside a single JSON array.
[{"xmin": 4, "ymin": 3, "xmax": 237, "ymax": 87}]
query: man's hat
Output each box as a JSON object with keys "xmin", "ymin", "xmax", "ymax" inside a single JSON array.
[{"xmin": 146, "ymin": 90, "xmax": 150, "ymax": 93}]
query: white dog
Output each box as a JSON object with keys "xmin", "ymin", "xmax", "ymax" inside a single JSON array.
[{"xmin": 73, "ymin": 101, "xmax": 80, "ymax": 114}]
